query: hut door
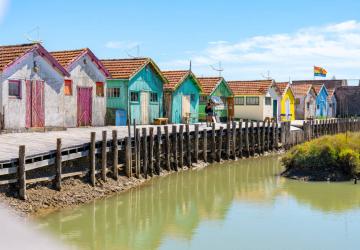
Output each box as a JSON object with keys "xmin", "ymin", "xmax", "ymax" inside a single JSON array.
[
  {"xmin": 26, "ymin": 80, "xmax": 45, "ymax": 128},
  {"xmin": 141, "ymin": 92, "xmax": 149, "ymax": 124},
  {"xmin": 77, "ymin": 87, "xmax": 92, "ymax": 126},
  {"xmin": 285, "ymin": 98, "xmax": 290, "ymax": 120},
  {"xmin": 182, "ymin": 95, "xmax": 191, "ymax": 123},
  {"xmin": 227, "ymin": 97, "xmax": 234, "ymax": 120}
]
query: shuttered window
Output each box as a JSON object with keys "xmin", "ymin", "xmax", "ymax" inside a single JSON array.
[
  {"xmin": 8, "ymin": 80, "xmax": 21, "ymax": 98},
  {"xmin": 64, "ymin": 80, "xmax": 72, "ymax": 96},
  {"xmin": 96, "ymin": 82, "xmax": 104, "ymax": 97}
]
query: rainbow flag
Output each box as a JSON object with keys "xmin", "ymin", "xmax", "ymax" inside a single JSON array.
[{"xmin": 314, "ymin": 66, "xmax": 327, "ymax": 77}]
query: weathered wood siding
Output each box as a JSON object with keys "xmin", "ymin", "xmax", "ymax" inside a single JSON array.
[
  {"xmin": 171, "ymin": 76, "xmax": 200, "ymax": 123},
  {"xmin": 0, "ymin": 50, "xmax": 64, "ymax": 130},
  {"xmin": 327, "ymin": 95, "xmax": 337, "ymax": 117},
  {"xmin": 105, "ymin": 79, "xmax": 128, "ymax": 125},
  {"xmin": 129, "ymin": 65, "xmax": 164, "ymax": 125},
  {"xmin": 65, "ymin": 54, "xmax": 107, "ymax": 127},
  {"xmin": 294, "ymin": 89, "xmax": 316, "ymax": 120}
]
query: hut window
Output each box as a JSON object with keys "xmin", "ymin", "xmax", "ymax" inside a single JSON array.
[
  {"xmin": 190, "ymin": 94, "xmax": 195, "ymax": 102},
  {"xmin": 200, "ymin": 95, "xmax": 207, "ymax": 104},
  {"xmin": 8, "ymin": 80, "xmax": 21, "ymax": 98},
  {"xmin": 234, "ymin": 97, "xmax": 244, "ymax": 105},
  {"xmin": 130, "ymin": 91, "xmax": 139, "ymax": 102},
  {"xmin": 150, "ymin": 92, "xmax": 158, "ymax": 102},
  {"xmin": 246, "ymin": 96, "xmax": 259, "ymax": 105},
  {"xmin": 295, "ymin": 98, "xmax": 300, "ymax": 104},
  {"xmin": 306, "ymin": 102, "xmax": 310, "ymax": 110},
  {"xmin": 64, "ymin": 80, "xmax": 72, "ymax": 96},
  {"xmin": 96, "ymin": 82, "xmax": 104, "ymax": 97},
  {"xmin": 265, "ymin": 97, "xmax": 271, "ymax": 106},
  {"xmin": 107, "ymin": 87, "xmax": 120, "ymax": 98}
]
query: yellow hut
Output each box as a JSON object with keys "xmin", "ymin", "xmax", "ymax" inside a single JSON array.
[{"xmin": 275, "ymin": 82, "xmax": 295, "ymax": 121}]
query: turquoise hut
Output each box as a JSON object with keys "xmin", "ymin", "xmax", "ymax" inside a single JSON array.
[
  {"xmin": 162, "ymin": 70, "xmax": 203, "ymax": 124},
  {"xmin": 313, "ymin": 84, "xmax": 329, "ymax": 118},
  {"xmin": 101, "ymin": 58, "xmax": 167, "ymax": 125}
]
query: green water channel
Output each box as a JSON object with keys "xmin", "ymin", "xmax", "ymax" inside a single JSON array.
[{"xmin": 36, "ymin": 155, "xmax": 360, "ymax": 250}]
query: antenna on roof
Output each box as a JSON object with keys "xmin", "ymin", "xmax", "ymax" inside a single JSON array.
[
  {"xmin": 126, "ymin": 44, "xmax": 140, "ymax": 58},
  {"xmin": 24, "ymin": 26, "xmax": 43, "ymax": 43},
  {"xmin": 189, "ymin": 60, "xmax": 192, "ymax": 71},
  {"xmin": 260, "ymin": 70, "xmax": 272, "ymax": 80},
  {"xmin": 210, "ymin": 61, "xmax": 223, "ymax": 77}
]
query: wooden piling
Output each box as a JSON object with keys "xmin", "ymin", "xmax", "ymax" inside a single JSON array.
[
  {"xmin": 149, "ymin": 127, "xmax": 154, "ymax": 176},
  {"xmin": 211, "ymin": 123, "xmax": 216, "ymax": 161},
  {"xmin": 101, "ymin": 131, "xmax": 107, "ymax": 181},
  {"xmin": 142, "ymin": 128, "xmax": 148, "ymax": 178},
  {"xmin": 238, "ymin": 121, "xmax": 243, "ymax": 158},
  {"xmin": 217, "ymin": 127, "xmax": 223, "ymax": 162},
  {"xmin": 203, "ymin": 128, "xmax": 208, "ymax": 162},
  {"xmin": 194, "ymin": 124, "xmax": 199, "ymax": 163},
  {"xmin": 179, "ymin": 125, "xmax": 184, "ymax": 168},
  {"xmin": 125, "ymin": 137, "xmax": 132, "ymax": 177},
  {"xmin": 245, "ymin": 121, "xmax": 250, "ymax": 156},
  {"xmin": 186, "ymin": 124, "xmax": 192, "ymax": 167},
  {"xmin": 256, "ymin": 121, "xmax": 261, "ymax": 154},
  {"xmin": 261, "ymin": 121, "xmax": 266, "ymax": 154},
  {"xmin": 135, "ymin": 128, "xmax": 141, "ymax": 178},
  {"xmin": 225, "ymin": 122, "xmax": 231, "ymax": 160},
  {"xmin": 275, "ymin": 122, "xmax": 279, "ymax": 149},
  {"xmin": 164, "ymin": 126, "xmax": 171, "ymax": 170},
  {"xmin": 155, "ymin": 127, "xmax": 161, "ymax": 175},
  {"xmin": 250, "ymin": 121, "xmax": 255, "ymax": 156},
  {"xmin": 232, "ymin": 121, "xmax": 237, "ymax": 159},
  {"xmin": 18, "ymin": 145, "xmax": 26, "ymax": 200},
  {"xmin": 90, "ymin": 132, "xmax": 96, "ymax": 186},
  {"xmin": 172, "ymin": 125, "xmax": 178, "ymax": 171},
  {"xmin": 112, "ymin": 130, "xmax": 118, "ymax": 180},
  {"xmin": 271, "ymin": 121, "xmax": 276, "ymax": 150},
  {"xmin": 266, "ymin": 121, "xmax": 270, "ymax": 151},
  {"xmin": 55, "ymin": 138, "xmax": 62, "ymax": 191}
]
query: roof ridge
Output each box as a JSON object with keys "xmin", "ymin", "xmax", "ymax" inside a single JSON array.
[
  {"xmin": 50, "ymin": 48, "xmax": 87, "ymax": 53},
  {"xmin": 0, "ymin": 43, "xmax": 38, "ymax": 48},
  {"xmin": 100, "ymin": 57, "xmax": 149, "ymax": 61}
]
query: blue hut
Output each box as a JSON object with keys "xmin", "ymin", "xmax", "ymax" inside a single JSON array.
[
  {"xmin": 162, "ymin": 70, "xmax": 203, "ymax": 124},
  {"xmin": 313, "ymin": 84, "xmax": 329, "ymax": 118},
  {"xmin": 101, "ymin": 58, "xmax": 167, "ymax": 125}
]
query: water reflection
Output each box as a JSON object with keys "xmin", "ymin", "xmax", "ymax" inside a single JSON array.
[{"xmin": 36, "ymin": 155, "xmax": 360, "ymax": 250}]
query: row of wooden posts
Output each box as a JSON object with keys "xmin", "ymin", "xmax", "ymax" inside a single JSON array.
[{"xmin": 15, "ymin": 118, "xmax": 359, "ymax": 200}]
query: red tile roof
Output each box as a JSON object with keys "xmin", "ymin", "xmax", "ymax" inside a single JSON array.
[
  {"xmin": 162, "ymin": 70, "xmax": 202, "ymax": 91},
  {"xmin": 0, "ymin": 43, "xmax": 38, "ymax": 72},
  {"xmin": 290, "ymin": 83, "xmax": 314, "ymax": 97},
  {"xmin": 275, "ymin": 82, "xmax": 289, "ymax": 96},
  {"xmin": 292, "ymin": 79, "xmax": 346, "ymax": 89},
  {"xmin": 51, "ymin": 48, "xmax": 110, "ymax": 77},
  {"xmin": 312, "ymin": 84, "xmax": 325, "ymax": 95},
  {"xmin": 197, "ymin": 77, "xmax": 225, "ymax": 95},
  {"xmin": 101, "ymin": 58, "xmax": 154, "ymax": 79},
  {"xmin": 227, "ymin": 80, "xmax": 273, "ymax": 96}
]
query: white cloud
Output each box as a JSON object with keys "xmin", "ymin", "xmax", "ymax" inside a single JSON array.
[
  {"xmin": 105, "ymin": 40, "xmax": 140, "ymax": 50},
  {"xmin": 160, "ymin": 20, "xmax": 360, "ymax": 81},
  {"xmin": 0, "ymin": 0, "xmax": 9, "ymax": 23}
]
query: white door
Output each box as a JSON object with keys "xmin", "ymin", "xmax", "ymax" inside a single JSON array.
[
  {"xmin": 182, "ymin": 95, "xmax": 191, "ymax": 123},
  {"xmin": 141, "ymin": 92, "xmax": 149, "ymax": 124},
  {"xmin": 285, "ymin": 98, "xmax": 290, "ymax": 120}
]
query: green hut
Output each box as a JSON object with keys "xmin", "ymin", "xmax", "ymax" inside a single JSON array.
[
  {"xmin": 197, "ymin": 77, "xmax": 233, "ymax": 122},
  {"xmin": 162, "ymin": 70, "xmax": 203, "ymax": 124},
  {"xmin": 101, "ymin": 58, "xmax": 167, "ymax": 125}
]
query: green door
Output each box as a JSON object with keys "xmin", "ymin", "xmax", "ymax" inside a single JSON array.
[{"xmin": 273, "ymin": 100, "xmax": 277, "ymax": 118}]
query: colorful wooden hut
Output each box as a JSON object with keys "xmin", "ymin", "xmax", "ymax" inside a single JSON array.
[
  {"xmin": 275, "ymin": 82, "xmax": 295, "ymax": 121},
  {"xmin": 197, "ymin": 77, "xmax": 233, "ymax": 122},
  {"xmin": 227, "ymin": 80, "xmax": 275, "ymax": 121},
  {"xmin": 312, "ymin": 84, "xmax": 329, "ymax": 118},
  {"xmin": 290, "ymin": 84, "xmax": 317, "ymax": 120},
  {"xmin": 0, "ymin": 43, "xmax": 69, "ymax": 131},
  {"xmin": 51, "ymin": 48, "xmax": 110, "ymax": 127},
  {"xmin": 162, "ymin": 70, "xmax": 202, "ymax": 124},
  {"xmin": 101, "ymin": 58, "xmax": 166, "ymax": 125},
  {"xmin": 326, "ymin": 87, "xmax": 337, "ymax": 117}
]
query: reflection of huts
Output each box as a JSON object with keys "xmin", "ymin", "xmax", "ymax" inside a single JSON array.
[
  {"xmin": 335, "ymin": 86, "xmax": 360, "ymax": 117},
  {"xmin": 0, "ymin": 43, "xmax": 69, "ymax": 131},
  {"xmin": 101, "ymin": 58, "xmax": 166, "ymax": 125},
  {"xmin": 51, "ymin": 48, "xmax": 110, "ymax": 127}
]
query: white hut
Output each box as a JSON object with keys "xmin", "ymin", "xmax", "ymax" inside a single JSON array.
[
  {"xmin": 0, "ymin": 43, "xmax": 69, "ymax": 131},
  {"xmin": 51, "ymin": 48, "xmax": 110, "ymax": 127}
]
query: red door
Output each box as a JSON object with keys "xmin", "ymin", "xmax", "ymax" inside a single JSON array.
[
  {"xmin": 26, "ymin": 80, "xmax": 45, "ymax": 128},
  {"xmin": 77, "ymin": 87, "xmax": 92, "ymax": 126}
]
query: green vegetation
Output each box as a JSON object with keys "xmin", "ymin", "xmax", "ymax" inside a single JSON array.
[{"xmin": 281, "ymin": 132, "xmax": 360, "ymax": 181}]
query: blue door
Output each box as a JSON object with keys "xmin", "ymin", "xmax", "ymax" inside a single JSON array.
[{"xmin": 115, "ymin": 109, "xmax": 127, "ymax": 126}]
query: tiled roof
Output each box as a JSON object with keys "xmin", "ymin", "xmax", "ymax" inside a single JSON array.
[
  {"xmin": 162, "ymin": 70, "xmax": 190, "ymax": 91},
  {"xmin": 292, "ymin": 79, "xmax": 346, "ymax": 89},
  {"xmin": 100, "ymin": 58, "xmax": 150, "ymax": 79},
  {"xmin": 290, "ymin": 83, "xmax": 314, "ymax": 97},
  {"xmin": 0, "ymin": 43, "xmax": 37, "ymax": 72},
  {"xmin": 227, "ymin": 80, "xmax": 273, "ymax": 96},
  {"xmin": 51, "ymin": 49, "xmax": 86, "ymax": 68},
  {"xmin": 312, "ymin": 84, "xmax": 324, "ymax": 95},
  {"xmin": 275, "ymin": 82, "xmax": 289, "ymax": 96},
  {"xmin": 197, "ymin": 77, "xmax": 224, "ymax": 95}
]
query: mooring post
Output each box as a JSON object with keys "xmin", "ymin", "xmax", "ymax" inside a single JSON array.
[
  {"xmin": 194, "ymin": 124, "xmax": 199, "ymax": 163},
  {"xmin": 149, "ymin": 127, "xmax": 154, "ymax": 176},
  {"xmin": 250, "ymin": 121, "xmax": 255, "ymax": 156},
  {"xmin": 275, "ymin": 122, "xmax": 279, "ymax": 149},
  {"xmin": 135, "ymin": 128, "xmax": 141, "ymax": 178},
  {"xmin": 18, "ymin": 145, "xmax": 26, "ymax": 200},
  {"xmin": 179, "ymin": 125, "xmax": 184, "ymax": 168},
  {"xmin": 90, "ymin": 132, "xmax": 96, "ymax": 186},
  {"xmin": 245, "ymin": 121, "xmax": 250, "ymax": 157},
  {"xmin": 112, "ymin": 130, "xmax": 118, "ymax": 180},
  {"xmin": 238, "ymin": 121, "xmax": 243, "ymax": 158},
  {"xmin": 155, "ymin": 127, "xmax": 161, "ymax": 175},
  {"xmin": 142, "ymin": 128, "xmax": 148, "ymax": 178},
  {"xmin": 256, "ymin": 121, "xmax": 261, "ymax": 155},
  {"xmin": 101, "ymin": 131, "xmax": 107, "ymax": 181},
  {"xmin": 211, "ymin": 123, "xmax": 216, "ymax": 161},
  {"xmin": 266, "ymin": 121, "xmax": 271, "ymax": 152},
  {"xmin": 261, "ymin": 121, "xmax": 266, "ymax": 154},
  {"xmin": 133, "ymin": 120, "xmax": 137, "ymax": 176},
  {"xmin": 232, "ymin": 121, "xmax": 237, "ymax": 159},
  {"xmin": 225, "ymin": 122, "xmax": 231, "ymax": 160},
  {"xmin": 164, "ymin": 126, "xmax": 171, "ymax": 170},
  {"xmin": 272, "ymin": 121, "xmax": 276, "ymax": 150},
  {"xmin": 172, "ymin": 125, "xmax": 178, "ymax": 171},
  {"xmin": 217, "ymin": 126, "xmax": 223, "ymax": 162},
  {"xmin": 55, "ymin": 138, "xmax": 62, "ymax": 191},
  {"xmin": 125, "ymin": 136, "xmax": 132, "ymax": 178},
  {"xmin": 186, "ymin": 124, "xmax": 192, "ymax": 168},
  {"xmin": 203, "ymin": 128, "xmax": 208, "ymax": 162}
]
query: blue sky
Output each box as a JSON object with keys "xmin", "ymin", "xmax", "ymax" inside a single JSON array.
[{"xmin": 1, "ymin": 0, "xmax": 360, "ymax": 82}]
